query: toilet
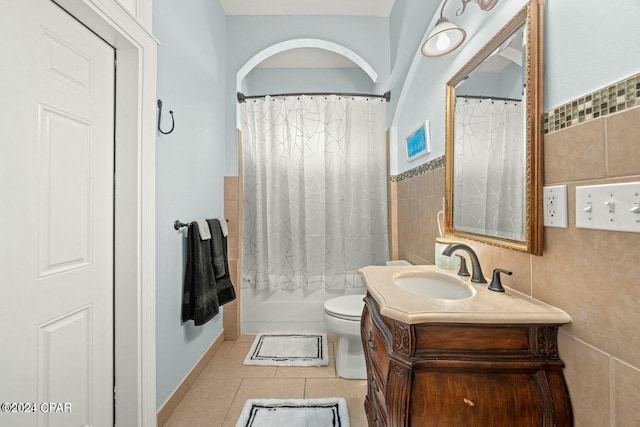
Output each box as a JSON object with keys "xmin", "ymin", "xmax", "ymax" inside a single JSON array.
[
  {"xmin": 323, "ymin": 261, "xmax": 411, "ymax": 379},
  {"xmin": 323, "ymin": 294, "xmax": 367, "ymax": 379}
]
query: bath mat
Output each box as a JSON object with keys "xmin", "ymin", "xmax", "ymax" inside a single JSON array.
[
  {"xmin": 235, "ymin": 397, "xmax": 350, "ymax": 427},
  {"xmin": 243, "ymin": 333, "xmax": 328, "ymax": 366}
]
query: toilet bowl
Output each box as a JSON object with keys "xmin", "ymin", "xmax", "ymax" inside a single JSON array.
[
  {"xmin": 323, "ymin": 294, "xmax": 367, "ymax": 379},
  {"xmin": 323, "ymin": 262, "xmax": 410, "ymax": 379}
]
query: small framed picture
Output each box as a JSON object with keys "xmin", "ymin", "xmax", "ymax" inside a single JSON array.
[{"xmin": 406, "ymin": 121, "xmax": 431, "ymax": 162}]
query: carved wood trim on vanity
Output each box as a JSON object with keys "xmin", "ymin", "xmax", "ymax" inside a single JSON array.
[
  {"xmin": 361, "ymin": 294, "xmax": 573, "ymax": 426},
  {"xmin": 393, "ymin": 322, "xmax": 411, "ymax": 356},
  {"xmin": 386, "ymin": 360, "xmax": 411, "ymax": 427},
  {"xmin": 533, "ymin": 325, "xmax": 559, "ymax": 358},
  {"xmin": 533, "ymin": 370, "xmax": 555, "ymax": 427}
]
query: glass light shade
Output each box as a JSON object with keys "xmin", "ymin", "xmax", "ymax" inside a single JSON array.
[{"xmin": 422, "ymin": 19, "xmax": 467, "ymax": 57}]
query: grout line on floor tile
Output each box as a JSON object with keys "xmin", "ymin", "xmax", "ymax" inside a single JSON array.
[{"xmin": 220, "ymin": 377, "xmax": 245, "ymax": 426}]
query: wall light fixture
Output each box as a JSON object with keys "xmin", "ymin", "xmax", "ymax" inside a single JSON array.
[{"xmin": 422, "ymin": 0, "xmax": 499, "ymax": 58}]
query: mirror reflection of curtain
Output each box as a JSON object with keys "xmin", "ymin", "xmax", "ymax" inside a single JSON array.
[
  {"xmin": 453, "ymin": 96, "xmax": 525, "ymax": 240},
  {"xmin": 240, "ymin": 95, "xmax": 388, "ymax": 292}
]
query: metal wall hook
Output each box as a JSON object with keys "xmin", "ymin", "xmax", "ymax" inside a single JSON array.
[{"xmin": 157, "ymin": 99, "xmax": 175, "ymax": 134}]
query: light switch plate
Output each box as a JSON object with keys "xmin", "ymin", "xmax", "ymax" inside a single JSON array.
[
  {"xmin": 543, "ymin": 185, "xmax": 568, "ymax": 228},
  {"xmin": 576, "ymin": 182, "xmax": 640, "ymax": 233}
]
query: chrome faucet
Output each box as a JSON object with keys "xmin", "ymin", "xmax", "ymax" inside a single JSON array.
[{"xmin": 441, "ymin": 243, "xmax": 487, "ymax": 284}]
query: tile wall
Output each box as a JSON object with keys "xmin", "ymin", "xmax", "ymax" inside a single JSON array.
[
  {"xmin": 391, "ymin": 160, "xmax": 445, "ymax": 265},
  {"xmin": 393, "ymin": 104, "xmax": 640, "ymax": 425},
  {"xmin": 223, "ymin": 176, "xmax": 241, "ymax": 340}
]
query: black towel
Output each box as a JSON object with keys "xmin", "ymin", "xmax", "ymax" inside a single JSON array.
[
  {"xmin": 207, "ymin": 219, "xmax": 236, "ymax": 306},
  {"xmin": 211, "ymin": 220, "xmax": 226, "ymax": 279},
  {"xmin": 182, "ymin": 222, "xmax": 220, "ymax": 326}
]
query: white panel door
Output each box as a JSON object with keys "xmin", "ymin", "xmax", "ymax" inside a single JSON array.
[{"xmin": 0, "ymin": 0, "xmax": 115, "ymax": 426}]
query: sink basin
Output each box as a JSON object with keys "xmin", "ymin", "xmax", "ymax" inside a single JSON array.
[{"xmin": 394, "ymin": 272, "xmax": 475, "ymax": 300}]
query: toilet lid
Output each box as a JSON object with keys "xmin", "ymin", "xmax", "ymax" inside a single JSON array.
[{"xmin": 324, "ymin": 295, "xmax": 365, "ymax": 321}]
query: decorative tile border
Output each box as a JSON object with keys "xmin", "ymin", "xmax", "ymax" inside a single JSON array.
[
  {"xmin": 391, "ymin": 155, "xmax": 445, "ymax": 182},
  {"xmin": 544, "ymin": 72, "xmax": 640, "ymax": 134}
]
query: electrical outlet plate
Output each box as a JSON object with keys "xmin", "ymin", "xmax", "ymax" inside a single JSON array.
[
  {"xmin": 543, "ymin": 185, "xmax": 568, "ymax": 228},
  {"xmin": 576, "ymin": 182, "xmax": 640, "ymax": 233}
]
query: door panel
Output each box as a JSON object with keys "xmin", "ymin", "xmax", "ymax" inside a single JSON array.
[
  {"xmin": 38, "ymin": 105, "xmax": 94, "ymax": 277},
  {"xmin": 37, "ymin": 306, "xmax": 92, "ymax": 426},
  {"xmin": 40, "ymin": 28, "xmax": 95, "ymax": 95}
]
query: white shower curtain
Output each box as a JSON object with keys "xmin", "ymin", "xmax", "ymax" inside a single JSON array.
[
  {"xmin": 240, "ymin": 95, "xmax": 388, "ymax": 292},
  {"xmin": 453, "ymin": 97, "xmax": 525, "ymax": 241}
]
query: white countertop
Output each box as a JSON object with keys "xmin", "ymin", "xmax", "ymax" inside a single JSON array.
[{"xmin": 359, "ymin": 265, "xmax": 572, "ymax": 325}]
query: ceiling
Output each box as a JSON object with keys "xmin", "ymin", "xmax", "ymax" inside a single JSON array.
[
  {"xmin": 220, "ymin": 0, "xmax": 396, "ymax": 69},
  {"xmin": 219, "ymin": 0, "xmax": 395, "ymax": 17}
]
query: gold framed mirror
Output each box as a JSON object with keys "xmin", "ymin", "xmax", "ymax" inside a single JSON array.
[{"xmin": 445, "ymin": 0, "xmax": 543, "ymax": 255}]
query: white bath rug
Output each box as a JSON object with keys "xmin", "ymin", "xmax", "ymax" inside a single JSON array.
[
  {"xmin": 243, "ymin": 333, "xmax": 329, "ymax": 366},
  {"xmin": 235, "ymin": 397, "xmax": 350, "ymax": 427}
]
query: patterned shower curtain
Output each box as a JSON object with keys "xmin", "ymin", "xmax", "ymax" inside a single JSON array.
[
  {"xmin": 453, "ymin": 96, "xmax": 525, "ymax": 241},
  {"xmin": 240, "ymin": 95, "xmax": 388, "ymax": 292}
]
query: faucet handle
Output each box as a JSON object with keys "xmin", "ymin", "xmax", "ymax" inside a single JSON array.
[
  {"xmin": 455, "ymin": 254, "xmax": 470, "ymax": 277},
  {"xmin": 488, "ymin": 268, "xmax": 512, "ymax": 292}
]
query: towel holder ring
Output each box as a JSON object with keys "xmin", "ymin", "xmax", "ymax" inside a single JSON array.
[
  {"xmin": 174, "ymin": 220, "xmax": 189, "ymax": 230},
  {"xmin": 157, "ymin": 99, "xmax": 175, "ymax": 135}
]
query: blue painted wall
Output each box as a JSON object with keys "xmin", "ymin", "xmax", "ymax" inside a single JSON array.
[
  {"xmin": 457, "ymin": 64, "xmax": 523, "ymax": 100},
  {"xmin": 154, "ymin": 0, "xmax": 227, "ymax": 409},
  {"xmin": 245, "ymin": 67, "xmax": 375, "ymax": 96},
  {"xmin": 544, "ymin": 0, "xmax": 640, "ymax": 109},
  {"xmin": 387, "ymin": 0, "xmax": 440, "ymax": 126}
]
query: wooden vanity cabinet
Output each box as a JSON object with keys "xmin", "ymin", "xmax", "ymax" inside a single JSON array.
[{"xmin": 361, "ymin": 294, "xmax": 573, "ymax": 426}]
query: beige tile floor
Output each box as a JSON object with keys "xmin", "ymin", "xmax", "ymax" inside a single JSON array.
[{"xmin": 163, "ymin": 335, "xmax": 368, "ymax": 427}]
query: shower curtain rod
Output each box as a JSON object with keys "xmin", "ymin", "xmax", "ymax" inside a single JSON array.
[
  {"xmin": 457, "ymin": 94, "xmax": 522, "ymax": 103},
  {"xmin": 237, "ymin": 91, "xmax": 391, "ymax": 103}
]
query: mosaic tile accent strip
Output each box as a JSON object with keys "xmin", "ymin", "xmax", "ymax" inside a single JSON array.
[
  {"xmin": 544, "ymin": 72, "xmax": 640, "ymax": 134},
  {"xmin": 391, "ymin": 155, "xmax": 445, "ymax": 182}
]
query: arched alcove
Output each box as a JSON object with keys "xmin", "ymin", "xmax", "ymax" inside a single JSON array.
[
  {"xmin": 234, "ymin": 38, "xmax": 380, "ymax": 130},
  {"xmin": 236, "ymin": 38, "xmax": 379, "ymax": 89}
]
